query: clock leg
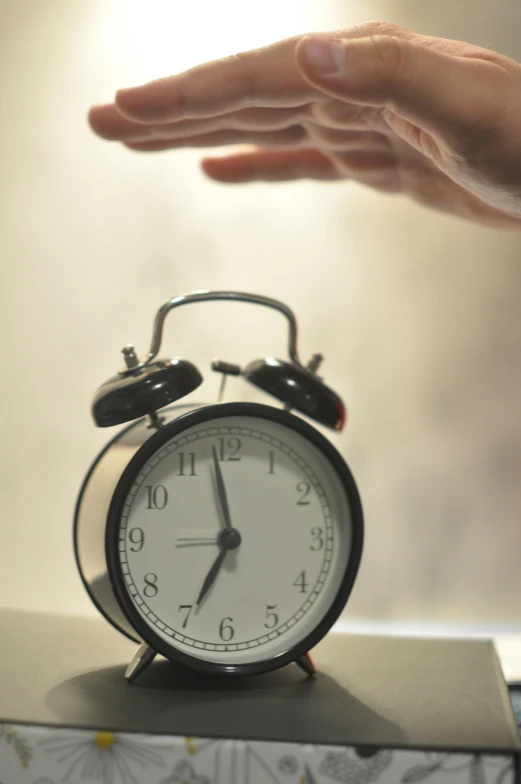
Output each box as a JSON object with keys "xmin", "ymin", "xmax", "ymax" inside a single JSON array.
[
  {"xmin": 295, "ymin": 652, "xmax": 316, "ymax": 677},
  {"xmin": 125, "ymin": 641, "xmax": 157, "ymax": 683}
]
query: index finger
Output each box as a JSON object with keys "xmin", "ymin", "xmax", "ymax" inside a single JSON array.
[{"xmin": 115, "ymin": 35, "xmax": 317, "ymax": 124}]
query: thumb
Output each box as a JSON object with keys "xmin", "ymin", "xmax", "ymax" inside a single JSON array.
[{"xmin": 295, "ymin": 33, "xmax": 509, "ymax": 152}]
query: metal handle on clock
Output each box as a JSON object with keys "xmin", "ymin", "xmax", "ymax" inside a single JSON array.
[{"xmin": 120, "ymin": 290, "xmax": 306, "ymax": 374}]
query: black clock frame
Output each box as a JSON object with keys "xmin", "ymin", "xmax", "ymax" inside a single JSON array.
[{"xmin": 105, "ymin": 401, "xmax": 364, "ymax": 677}]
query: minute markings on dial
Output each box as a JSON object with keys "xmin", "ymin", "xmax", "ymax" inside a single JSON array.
[{"xmin": 119, "ymin": 425, "xmax": 335, "ymax": 651}]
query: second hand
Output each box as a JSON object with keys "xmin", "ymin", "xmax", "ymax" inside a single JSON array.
[{"xmin": 176, "ymin": 537, "xmax": 219, "ymax": 547}]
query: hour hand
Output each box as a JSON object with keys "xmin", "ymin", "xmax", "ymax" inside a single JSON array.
[
  {"xmin": 195, "ymin": 528, "xmax": 242, "ymax": 606},
  {"xmin": 196, "ymin": 547, "xmax": 228, "ymax": 606}
]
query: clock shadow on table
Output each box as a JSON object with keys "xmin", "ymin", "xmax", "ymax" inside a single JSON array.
[{"xmin": 45, "ymin": 658, "xmax": 406, "ymax": 747}]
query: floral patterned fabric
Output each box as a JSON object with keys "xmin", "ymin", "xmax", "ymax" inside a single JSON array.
[{"xmin": 0, "ymin": 725, "xmax": 516, "ymax": 784}]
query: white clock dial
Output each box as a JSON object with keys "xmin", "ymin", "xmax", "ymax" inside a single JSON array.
[{"xmin": 115, "ymin": 413, "xmax": 356, "ymax": 666}]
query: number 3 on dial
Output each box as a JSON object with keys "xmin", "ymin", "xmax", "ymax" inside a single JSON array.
[{"xmin": 106, "ymin": 404, "xmax": 363, "ymax": 676}]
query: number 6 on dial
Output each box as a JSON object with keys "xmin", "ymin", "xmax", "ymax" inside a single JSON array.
[{"xmin": 74, "ymin": 290, "xmax": 363, "ymax": 682}]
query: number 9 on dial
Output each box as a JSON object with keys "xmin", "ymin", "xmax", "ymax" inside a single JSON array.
[
  {"xmin": 74, "ymin": 290, "xmax": 364, "ymax": 680},
  {"xmin": 76, "ymin": 402, "xmax": 363, "ymax": 677}
]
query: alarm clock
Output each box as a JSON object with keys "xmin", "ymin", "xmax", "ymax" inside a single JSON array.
[{"xmin": 74, "ymin": 290, "xmax": 364, "ymax": 682}]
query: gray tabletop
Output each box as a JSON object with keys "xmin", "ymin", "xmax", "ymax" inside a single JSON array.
[{"xmin": 0, "ymin": 609, "xmax": 519, "ymax": 752}]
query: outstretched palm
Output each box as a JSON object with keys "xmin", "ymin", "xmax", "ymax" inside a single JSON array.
[{"xmin": 89, "ymin": 22, "xmax": 521, "ymax": 228}]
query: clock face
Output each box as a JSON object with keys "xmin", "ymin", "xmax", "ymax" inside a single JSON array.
[{"xmin": 108, "ymin": 404, "xmax": 362, "ymax": 672}]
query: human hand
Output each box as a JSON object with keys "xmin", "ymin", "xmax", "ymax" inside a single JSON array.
[{"xmin": 89, "ymin": 22, "xmax": 521, "ymax": 228}]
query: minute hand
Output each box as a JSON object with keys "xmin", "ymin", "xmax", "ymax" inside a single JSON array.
[{"xmin": 211, "ymin": 445, "xmax": 232, "ymax": 529}]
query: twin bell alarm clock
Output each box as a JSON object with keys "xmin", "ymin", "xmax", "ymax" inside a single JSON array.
[{"xmin": 74, "ymin": 291, "xmax": 364, "ymax": 682}]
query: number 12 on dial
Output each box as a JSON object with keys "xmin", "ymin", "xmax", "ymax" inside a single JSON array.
[{"xmin": 102, "ymin": 403, "xmax": 363, "ymax": 676}]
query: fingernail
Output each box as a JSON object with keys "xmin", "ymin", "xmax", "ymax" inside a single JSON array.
[
  {"xmin": 116, "ymin": 87, "xmax": 136, "ymax": 100},
  {"xmin": 303, "ymin": 39, "xmax": 345, "ymax": 75}
]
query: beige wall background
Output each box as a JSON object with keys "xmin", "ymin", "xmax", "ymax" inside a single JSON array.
[{"xmin": 2, "ymin": 0, "xmax": 521, "ymax": 624}]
